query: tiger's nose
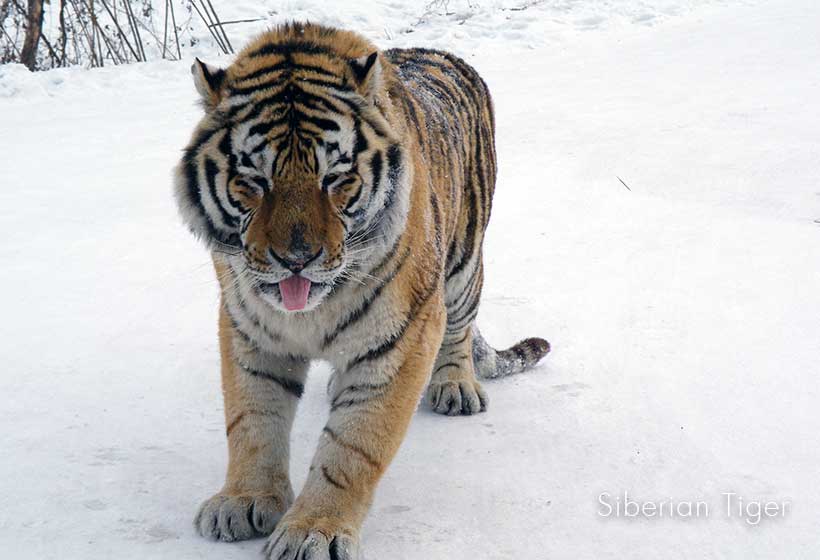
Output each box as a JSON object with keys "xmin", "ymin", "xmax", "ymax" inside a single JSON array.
[
  {"xmin": 269, "ymin": 224, "xmax": 321, "ymax": 273},
  {"xmin": 269, "ymin": 248, "xmax": 321, "ymax": 274}
]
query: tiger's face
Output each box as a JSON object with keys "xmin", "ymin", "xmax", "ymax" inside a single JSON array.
[
  {"xmin": 174, "ymin": 30, "xmax": 406, "ymax": 313},
  {"xmin": 225, "ymin": 127, "xmax": 371, "ymax": 312},
  {"xmin": 231, "ymin": 168, "xmax": 346, "ymax": 311}
]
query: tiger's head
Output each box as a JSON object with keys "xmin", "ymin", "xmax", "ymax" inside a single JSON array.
[{"xmin": 174, "ymin": 23, "xmax": 408, "ymax": 313}]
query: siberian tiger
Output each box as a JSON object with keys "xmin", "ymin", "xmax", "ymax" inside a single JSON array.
[{"xmin": 174, "ymin": 22, "xmax": 549, "ymax": 560}]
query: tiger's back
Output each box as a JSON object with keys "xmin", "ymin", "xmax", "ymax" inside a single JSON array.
[
  {"xmin": 386, "ymin": 47, "xmax": 496, "ymax": 281},
  {"xmin": 385, "ymin": 47, "xmax": 548, "ymax": 388}
]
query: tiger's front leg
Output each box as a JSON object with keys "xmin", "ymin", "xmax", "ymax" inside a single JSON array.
[
  {"xmin": 195, "ymin": 303, "xmax": 309, "ymax": 542},
  {"xmin": 264, "ymin": 297, "xmax": 446, "ymax": 560}
]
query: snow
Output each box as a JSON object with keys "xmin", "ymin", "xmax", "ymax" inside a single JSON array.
[{"xmin": 2, "ymin": 0, "xmax": 820, "ymax": 558}]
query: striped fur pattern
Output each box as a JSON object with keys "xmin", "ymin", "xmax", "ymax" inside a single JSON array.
[{"xmin": 173, "ymin": 23, "xmax": 549, "ymax": 559}]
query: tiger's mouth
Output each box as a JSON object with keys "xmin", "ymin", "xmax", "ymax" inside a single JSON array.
[{"xmin": 257, "ymin": 277, "xmax": 330, "ymax": 312}]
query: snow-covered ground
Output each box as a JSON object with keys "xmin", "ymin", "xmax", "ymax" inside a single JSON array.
[{"xmin": 2, "ymin": 0, "xmax": 819, "ymax": 558}]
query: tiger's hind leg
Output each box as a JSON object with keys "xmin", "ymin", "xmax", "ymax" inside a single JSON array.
[
  {"xmin": 427, "ymin": 326, "xmax": 488, "ymax": 415},
  {"xmin": 426, "ymin": 263, "xmax": 488, "ymax": 416}
]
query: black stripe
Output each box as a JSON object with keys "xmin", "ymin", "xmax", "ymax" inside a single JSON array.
[
  {"xmin": 293, "ymin": 109, "xmax": 340, "ymax": 132},
  {"xmin": 232, "ymin": 60, "xmax": 291, "ymax": 83},
  {"xmin": 225, "ymin": 409, "xmax": 284, "ymax": 436},
  {"xmin": 321, "ymin": 465, "xmax": 347, "ymax": 489},
  {"xmin": 234, "ymin": 61, "xmax": 338, "ymax": 86},
  {"xmin": 297, "ymin": 91, "xmax": 348, "ymax": 114},
  {"xmin": 332, "ymin": 381, "xmax": 391, "ymax": 399},
  {"xmin": 323, "ymin": 427, "xmax": 381, "ymax": 468},
  {"xmin": 224, "ymin": 85, "xmax": 288, "ymax": 120},
  {"xmin": 447, "ymin": 183, "xmax": 478, "ymax": 279},
  {"xmin": 359, "ymin": 107, "xmax": 393, "ymax": 140},
  {"xmin": 342, "ymin": 181, "xmax": 364, "ymax": 213},
  {"xmin": 434, "ymin": 362, "xmax": 460, "ymax": 373},
  {"xmin": 448, "ymin": 267, "xmax": 482, "ymax": 320},
  {"xmin": 239, "ymin": 93, "xmax": 343, "ymax": 138},
  {"xmin": 213, "ymin": 134, "xmax": 240, "ymax": 228},
  {"xmin": 445, "ymin": 234, "xmax": 459, "ymax": 274},
  {"xmin": 229, "ymin": 78, "xmax": 287, "ymax": 97},
  {"xmin": 185, "ymin": 125, "xmax": 222, "ymax": 157},
  {"xmin": 248, "ymin": 114, "xmax": 290, "ymax": 138},
  {"xmin": 431, "ymin": 57, "xmax": 484, "ymax": 115},
  {"xmin": 329, "ymin": 91, "xmax": 363, "ymax": 112},
  {"xmin": 447, "ymin": 300, "xmax": 479, "ymax": 332},
  {"xmin": 448, "ymin": 260, "xmax": 481, "ymax": 312},
  {"xmin": 249, "ymin": 137, "xmax": 271, "ymax": 154},
  {"xmin": 329, "ymin": 381, "xmax": 390, "ymax": 411},
  {"xmin": 330, "ymin": 393, "xmax": 380, "ymax": 412},
  {"xmin": 369, "ymin": 151, "xmax": 383, "ymax": 195},
  {"xmin": 332, "ymin": 175, "xmax": 358, "ymax": 193},
  {"xmin": 239, "ymin": 364, "xmax": 304, "ymax": 398},
  {"xmin": 474, "ymin": 93, "xmax": 493, "ymax": 224},
  {"xmin": 231, "ymin": 75, "xmax": 339, "ymax": 121},
  {"xmin": 446, "ymin": 329, "xmax": 470, "ymax": 347},
  {"xmin": 182, "ymin": 130, "xmax": 225, "ymax": 242},
  {"xmin": 225, "ymin": 279, "xmax": 281, "ymax": 344},
  {"xmin": 223, "ymin": 306, "xmax": 255, "ymax": 346},
  {"xmin": 290, "ymin": 62, "xmax": 340, "ymax": 79},
  {"xmin": 367, "ymin": 159, "xmax": 400, "ymax": 235},
  {"xmin": 322, "ymin": 246, "xmax": 411, "ymax": 349},
  {"xmin": 248, "ymin": 176, "xmax": 269, "ymax": 193},
  {"xmin": 353, "ymin": 120, "xmax": 368, "ymax": 157},
  {"xmin": 418, "ymin": 72, "xmax": 466, "ymax": 116},
  {"xmin": 400, "ymin": 94, "xmax": 422, "ymax": 138},
  {"xmin": 224, "ymin": 179, "xmax": 246, "ymax": 213},
  {"xmin": 183, "ymin": 158, "xmax": 213, "ymax": 236},
  {"xmin": 472, "ymin": 121, "xmax": 488, "ymax": 227},
  {"xmin": 298, "ymin": 76, "xmax": 353, "ymax": 92},
  {"xmin": 329, "ymin": 537, "xmax": 345, "ymax": 560},
  {"xmin": 204, "ymin": 156, "xmax": 238, "ymax": 229},
  {"xmin": 248, "ymin": 41, "xmax": 336, "ymax": 58},
  {"xmin": 312, "ymin": 149, "xmax": 321, "ymax": 176},
  {"xmin": 386, "ymin": 144, "xmax": 402, "ymax": 184},
  {"xmin": 345, "ymin": 264, "xmax": 442, "ymax": 370},
  {"xmin": 441, "ymin": 50, "xmax": 493, "ymax": 102},
  {"xmin": 429, "ymin": 189, "xmax": 442, "ymax": 245}
]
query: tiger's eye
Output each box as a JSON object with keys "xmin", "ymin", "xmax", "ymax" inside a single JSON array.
[{"xmin": 322, "ymin": 173, "xmax": 340, "ymax": 190}]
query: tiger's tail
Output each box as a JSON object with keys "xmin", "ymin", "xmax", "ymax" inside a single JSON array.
[{"xmin": 471, "ymin": 325, "xmax": 550, "ymax": 379}]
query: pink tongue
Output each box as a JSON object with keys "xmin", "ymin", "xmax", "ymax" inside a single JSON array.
[{"xmin": 279, "ymin": 275, "xmax": 312, "ymax": 311}]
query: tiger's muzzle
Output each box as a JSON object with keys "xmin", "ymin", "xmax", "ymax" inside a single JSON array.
[{"xmin": 240, "ymin": 175, "xmax": 347, "ymax": 312}]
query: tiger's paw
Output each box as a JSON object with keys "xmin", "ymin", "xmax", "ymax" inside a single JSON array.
[
  {"xmin": 194, "ymin": 492, "xmax": 291, "ymax": 542},
  {"xmin": 426, "ymin": 378, "xmax": 488, "ymax": 416},
  {"xmin": 263, "ymin": 520, "xmax": 360, "ymax": 560}
]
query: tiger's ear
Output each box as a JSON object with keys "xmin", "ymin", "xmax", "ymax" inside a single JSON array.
[
  {"xmin": 191, "ymin": 58, "xmax": 226, "ymax": 110},
  {"xmin": 349, "ymin": 52, "xmax": 382, "ymax": 103}
]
